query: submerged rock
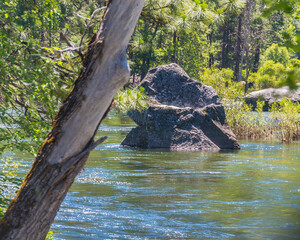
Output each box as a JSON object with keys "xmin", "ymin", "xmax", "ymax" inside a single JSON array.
[
  {"xmin": 121, "ymin": 63, "xmax": 240, "ymax": 150},
  {"xmin": 245, "ymin": 84, "xmax": 300, "ymax": 111}
]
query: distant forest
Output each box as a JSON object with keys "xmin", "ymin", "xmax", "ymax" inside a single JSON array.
[{"xmin": 0, "ymin": 0, "xmax": 299, "ymax": 153}]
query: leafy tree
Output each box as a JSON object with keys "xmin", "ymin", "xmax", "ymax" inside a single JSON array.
[
  {"xmin": 199, "ymin": 67, "xmax": 244, "ymax": 100},
  {"xmin": 249, "ymin": 60, "xmax": 286, "ymax": 88},
  {"xmin": 260, "ymin": 43, "xmax": 290, "ymax": 66},
  {"xmin": 129, "ymin": 0, "xmax": 299, "ymax": 87},
  {"xmin": 0, "ymin": 0, "xmax": 106, "ymax": 154}
]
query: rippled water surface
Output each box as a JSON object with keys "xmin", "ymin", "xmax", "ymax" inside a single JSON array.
[{"xmin": 12, "ymin": 114, "xmax": 300, "ymax": 239}]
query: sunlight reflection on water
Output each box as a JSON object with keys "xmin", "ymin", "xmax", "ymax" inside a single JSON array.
[{"xmin": 8, "ymin": 113, "xmax": 300, "ymax": 239}]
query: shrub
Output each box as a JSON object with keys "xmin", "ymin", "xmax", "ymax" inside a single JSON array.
[
  {"xmin": 248, "ymin": 60, "xmax": 287, "ymax": 89},
  {"xmin": 261, "ymin": 43, "xmax": 290, "ymax": 66},
  {"xmin": 199, "ymin": 67, "xmax": 244, "ymax": 101},
  {"xmin": 198, "ymin": 67, "xmax": 300, "ymax": 142},
  {"xmin": 114, "ymin": 87, "xmax": 148, "ymax": 112}
]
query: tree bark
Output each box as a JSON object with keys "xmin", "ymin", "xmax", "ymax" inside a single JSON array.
[
  {"xmin": 242, "ymin": 0, "xmax": 256, "ymax": 89},
  {"xmin": 252, "ymin": 43, "xmax": 260, "ymax": 72},
  {"xmin": 0, "ymin": 1, "xmax": 145, "ymax": 239},
  {"xmin": 172, "ymin": 31, "xmax": 177, "ymax": 63},
  {"xmin": 234, "ymin": 13, "xmax": 243, "ymax": 81},
  {"xmin": 221, "ymin": 25, "xmax": 228, "ymax": 68},
  {"xmin": 208, "ymin": 30, "xmax": 214, "ymax": 68},
  {"xmin": 237, "ymin": 45, "xmax": 245, "ymax": 82}
]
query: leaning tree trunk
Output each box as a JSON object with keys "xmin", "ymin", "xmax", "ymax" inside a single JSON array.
[{"xmin": 0, "ymin": 1, "xmax": 145, "ymax": 239}]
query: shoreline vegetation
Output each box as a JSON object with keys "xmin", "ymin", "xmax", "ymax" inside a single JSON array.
[
  {"xmin": 115, "ymin": 66, "xmax": 300, "ymax": 144},
  {"xmin": 226, "ymin": 99, "xmax": 300, "ymax": 143},
  {"xmin": 199, "ymin": 67, "xmax": 300, "ymax": 143},
  {"xmin": 200, "ymin": 67, "xmax": 300, "ymax": 143},
  {"xmin": 116, "ymin": 88, "xmax": 300, "ymax": 143}
]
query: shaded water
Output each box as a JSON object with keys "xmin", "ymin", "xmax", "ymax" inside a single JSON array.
[{"xmin": 8, "ymin": 114, "xmax": 300, "ymax": 239}]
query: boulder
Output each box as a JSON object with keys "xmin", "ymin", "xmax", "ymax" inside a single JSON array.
[
  {"xmin": 245, "ymin": 84, "xmax": 300, "ymax": 111},
  {"xmin": 121, "ymin": 63, "xmax": 240, "ymax": 150}
]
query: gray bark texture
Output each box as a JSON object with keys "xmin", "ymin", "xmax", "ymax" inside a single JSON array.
[{"xmin": 0, "ymin": 1, "xmax": 145, "ymax": 239}]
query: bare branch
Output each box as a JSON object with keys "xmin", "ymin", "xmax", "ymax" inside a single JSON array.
[
  {"xmin": 59, "ymin": 32, "xmax": 84, "ymax": 60},
  {"xmin": 74, "ymin": 12, "xmax": 89, "ymax": 21},
  {"xmin": 79, "ymin": 7, "xmax": 107, "ymax": 49}
]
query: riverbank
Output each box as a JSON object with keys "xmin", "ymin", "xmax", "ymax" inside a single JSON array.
[
  {"xmin": 116, "ymin": 70, "xmax": 300, "ymax": 144},
  {"xmin": 115, "ymin": 87, "xmax": 300, "ymax": 143},
  {"xmin": 225, "ymin": 98, "xmax": 300, "ymax": 142},
  {"xmin": 196, "ymin": 68, "xmax": 300, "ymax": 143}
]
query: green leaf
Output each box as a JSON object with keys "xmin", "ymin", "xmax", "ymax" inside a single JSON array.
[
  {"xmin": 140, "ymin": 87, "xmax": 145, "ymax": 93},
  {"xmin": 217, "ymin": 8, "xmax": 223, "ymax": 15},
  {"xmin": 139, "ymin": 38, "xmax": 144, "ymax": 44}
]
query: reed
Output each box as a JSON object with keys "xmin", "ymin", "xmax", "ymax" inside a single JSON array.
[
  {"xmin": 198, "ymin": 68, "xmax": 300, "ymax": 142},
  {"xmin": 225, "ymin": 98, "xmax": 300, "ymax": 142}
]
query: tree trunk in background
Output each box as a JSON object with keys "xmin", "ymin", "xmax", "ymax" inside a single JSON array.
[
  {"xmin": 243, "ymin": 0, "xmax": 256, "ymax": 90},
  {"xmin": 252, "ymin": 44, "xmax": 260, "ymax": 72},
  {"xmin": 237, "ymin": 45, "xmax": 245, "ymax": 82},
  {"xmin": 221, "ymin": 25, "xmax": 228, "ymax": 68},
  {"xmin": 237, "ymin": 0, "xmax": 256, "ymax": 83},
  {"xmin": 172, "ymin": 31, "xmax": 177, "ymax": 63},
  {"xmin": 209, "ymin": 53, "xmax": 214, "ymax": 68},
  {"xmin": 234, "ymin": 14, "xmax": 243, "ymax": 81},
  {"xmin": 208, "ymin": 30, "xmax": 214, "ymax": 68},
  {"xmin": 0, "ymin": 1, "xmax": 145, "ymax": 239},
  {"xmin": 244, "ymin": 49, "xmax": 250, "ymax": 93},
  {"xmin": 141, "ymin": 57, "xmax": 147, "ymax": 79}
]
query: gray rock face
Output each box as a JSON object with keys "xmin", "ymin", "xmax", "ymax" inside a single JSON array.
[
  {"xmin": 245, "ymin": 84, "xmax": 300, "ymax": 111},
  {"xmin": 121, "ymin": 63, "xmax": 240, "ymax": 150}
]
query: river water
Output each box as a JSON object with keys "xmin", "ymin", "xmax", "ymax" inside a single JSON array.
[{"xmin": 8, "ymin": 113, "xmax": 300, "ymax": 239}]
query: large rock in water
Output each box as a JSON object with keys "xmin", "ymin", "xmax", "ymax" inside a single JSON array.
[
  {"xmin": 121, "ymin": 63, "xmax": 240, "ymax": 150},
  {"xmin": 245, "ymin": 84, "xmax": 300, "ymax": 111}
]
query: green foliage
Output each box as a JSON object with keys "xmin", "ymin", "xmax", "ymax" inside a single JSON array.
[
  {"xmin": 114, "ymin": 87, "xmax": 149, "ymax": 113},
  {"xmin": 129, "ymin": 0, "xmax": 213, "ymax": 78},
  {"xmin": 46, "ymin": 231, "xmax": 55, "ymax": 240},
  {"xmin": 226, "ymin": 100, "xmax": 266, "ymax": 139},
  {"xmin": 249, "ymin": 60, "xmax": 286, "ymax": 89},
  {"xmin": 0, "ymin": 156, "xmax": 21, "ymax": 218},
  {"xmin": 260, "ymin": 44, "xmax": 290, "ymax": 66},
  {"xmin": 249, "ymin": 57, "xmax": 300, "ymax": 89},
  {"xmin": 288, "ymin": 58, "xmax": 300, "ymax": 69},
  {"xmin": 262, "ymin": 0, "xmax": 296, "ymax": 16},
  {"xmin": 0, "ymin": 0, "xmax": 107, "ymax": 154},
  {"xmin": 285, "ymin": 58, "xmax": 300, "ymax": 89},
  {"xmin": 199, "ymin": 67, "xmax": 244, "ymax": 101},
  {"xmin": 197, "ymin": 67, "xmax": 300, "ymax": 142},
  {"xmin": 219, "ymin": 0, "xmax": 246, "ymax": 13},
  {"xmin": 129, "ymin": 0, "xmax": 299, "ymax": 85},
  {"xmin": 281, "ymin": 23, "xmax": 298, "ymax": 47}
]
